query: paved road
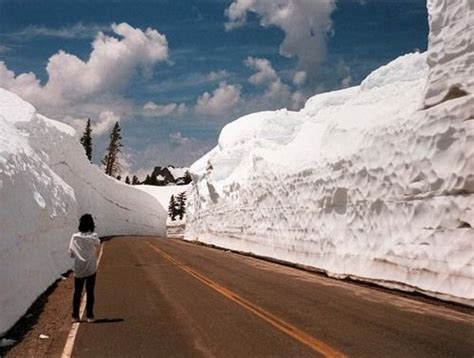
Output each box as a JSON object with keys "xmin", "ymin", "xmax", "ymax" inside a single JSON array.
[{"xmin": 71, "ymin": 237, "xmax": 474, "ymax": 357}]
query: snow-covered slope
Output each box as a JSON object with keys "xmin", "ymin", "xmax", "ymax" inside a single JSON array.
[
  {"xmin": 186, "ymin": 0, "xmax": 474, "ymax": 305},
  {"xmin": 168, "ymin": 167, "xmax": 189, "ymax": 180},
  {"xmin": 0, "ymin": 89, "xmax": 166, "ymax": 335}
]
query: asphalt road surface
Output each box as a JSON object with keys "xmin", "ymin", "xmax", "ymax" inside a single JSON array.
[{"xmin": 70, "ymin": 237, "xmax": 474, "ymax": 358}]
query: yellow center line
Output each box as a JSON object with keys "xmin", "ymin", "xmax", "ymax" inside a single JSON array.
[{"xmin": 147, "ymin": 241, "xmax": 346, "ymax": 358}]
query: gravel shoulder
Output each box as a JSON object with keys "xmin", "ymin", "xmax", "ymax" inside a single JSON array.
[{"xmin": 1, "ymin": 272, "xmax": 74, "ymax": 358}]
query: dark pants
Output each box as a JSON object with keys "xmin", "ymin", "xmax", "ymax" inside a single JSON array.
[{"xmin": 72, "ymin": 273, "xmax": 96, "ymax": 319}]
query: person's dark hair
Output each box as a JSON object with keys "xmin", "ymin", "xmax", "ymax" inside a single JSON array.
[{"xmin": 78, "ymin": 214, "xmax": 95, "ymax": 233}]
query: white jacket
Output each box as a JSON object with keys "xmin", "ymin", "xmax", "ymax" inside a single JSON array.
[{"xmin": 68, "ymin": 232, "xmax": 101, "ymax": 278}]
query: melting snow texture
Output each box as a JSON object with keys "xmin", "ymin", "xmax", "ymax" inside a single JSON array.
[{"xmin": 185, "ymin": 0, "xmax": 474, "ymax": 306}]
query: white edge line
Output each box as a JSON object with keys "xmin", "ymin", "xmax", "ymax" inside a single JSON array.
[{"xmin": 61, "ymin": 243, "xmax": 104, "ymax": 358}]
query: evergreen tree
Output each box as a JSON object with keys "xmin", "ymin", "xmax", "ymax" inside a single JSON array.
[
  {"xmin": 132, "ymin": 175, "xmax": 139, "ymax": 185},
  {"xmin": 125, "ymin": 176, "xmax": 130, "ymax": 184},
  {"xmin": 80, "ymin": 118, "xmax": 93, "ymax": 162},
  {"xmin": 116, "ymin": 175, "xmax": 122, "ymax": 181},
  {"xmin": 101, "ymin": 122, "xmax": 123, "ymax": 177},
  {"xmin": 168, "ymin": 195, "xmax": 177, "ymax": 221},
  {"xmin": 144, "ymin": 175, "xmax": 152, "ymax": 184},
  {"xmin": 176, "ymin": 191, "xmax": 187, "ymax": 220}
]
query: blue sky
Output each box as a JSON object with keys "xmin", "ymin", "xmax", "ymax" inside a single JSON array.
[{"xmin": 0, "ymin": 0, "xmax": 428, "ymax": 177}]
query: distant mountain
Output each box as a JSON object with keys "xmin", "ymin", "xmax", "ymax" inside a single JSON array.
[{"xmin": 143, "ymin": 166, "xmax": 192, "ymax": 186}]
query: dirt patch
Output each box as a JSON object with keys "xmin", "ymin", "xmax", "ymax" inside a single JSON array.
[{"xmin": 1, "ymin": 272, "xmax": 74, "ymax": 358}]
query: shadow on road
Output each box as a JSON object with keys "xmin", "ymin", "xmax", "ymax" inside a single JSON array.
[{"xmin": 91, "ymin": 318, "xmax": 124, "ymax": 324}]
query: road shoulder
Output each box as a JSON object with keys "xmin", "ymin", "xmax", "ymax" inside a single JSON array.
[{"xmin": 1, "ymin": 273, "xmax": 74, "ymax": 358}]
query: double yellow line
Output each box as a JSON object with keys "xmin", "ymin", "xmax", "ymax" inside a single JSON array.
[{"xmin": 147, "ymin": 242, "xmax": 346, "ymax": 358}]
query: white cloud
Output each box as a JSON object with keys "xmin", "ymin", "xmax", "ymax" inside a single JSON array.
[
  {"xmin": 144, "ymin": 69, "xmax": 231, "ymax": 95},
  {"xmin": 0, "ymin": 22, "xmax": 169, "ymax": 108},
  {"xmin": 244, "ymin": 57, "xmax": 297, "ymax": 108},
  {"xmin": 169, "ymin": 132, "xmax": 191, "ymax": 146},
  {"xmin": 265, "ymin": 78, "xmax": 291, "ymax": 101},
  {"xmin": 143, "ymin": 101, "xmax": 188, "ymax": 118},
  {"xmin": 293, "ymin": 71, "xmax": 307, "ymax": 86},
  {"xmin": 244, "ymin": 57, "xmax": 277, "ymax": 85},
  {"xmin": 206, "ymin": 70, "xmax": 230, "ymax": 82},
  {"xmin": 4, "ymin": 23, "xmax": 110, "ymax": 40},
  {"xmin": 225, "ymin": 0, "xmax": 336, "ymax": 83},
  {"xmin": 195, "ymin": 82, "xmax": 242, "ymax": 115},
  {"xmin": 337, "ymin": 61, "xmax": 353, "ymax": 88},
  {"xmin": 126, "ymin": 139, "xmax": 214, "ymax": 171},
  {"xmin": 93, "ymin": 111, "xmax": 120, "ymax": 136}
]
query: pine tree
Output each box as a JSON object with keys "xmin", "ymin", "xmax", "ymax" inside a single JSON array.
[
  {"xmin": 125, "ymin": 176, "xmax": 130, "ymax": 184},
  {"xmin": 80, "ymin": 118, "xmax": 93, "ymax": 162},
  {"xmin": 132, "ymin": 175, "xmax": 139, "ymax": 185},
  {"xmin": 168, "ymin": 195, "xmax": 177, "ymax": 221},
  {"xmin": 116, "ymin": 175, "xmax": 122, "ymax": 181},
  {"xmin": 176, "ymin": 191, "xmax": 187, "ymax": 220},
  {"xmin": 144, "ymin": 175, "xmax": 152, "ymax": 185},
  {"xmin": 101, "ymin": 122, "xmax": 123, "ymax": 177}
]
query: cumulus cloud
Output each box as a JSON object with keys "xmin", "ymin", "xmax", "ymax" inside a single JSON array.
[
  {"xmin": 93, "ymin": 111, "xmax": 121, "ymax": 136},
  {"xmin": 225, "ymin": 0, "xmax": 336, "ymax": 83},
  {"xmin": 244, "ymin": 57, "xmax": 278, "ymax": 85},
  {"xmin": 293, "ymin": 71, "xmax": 307, "ymax": 86},
  {"xmin": 195, "ymin": 82, "xmax": 242, "ymax": 115},
  {"xmin": 143, "ymin": 101, "xmax": 188, "ymax": 118},
  {"xmin": 244, "ymin": 57, "xmax": 306, "ymax": 109},
  {"xmin": 0, "ymin": 22, "xmax": 169, "ymax": 108}
]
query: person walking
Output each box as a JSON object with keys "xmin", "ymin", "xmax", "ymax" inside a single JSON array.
[{"xmin": 68, "ymin": 214, "xmax": 101, "ymax": 323}]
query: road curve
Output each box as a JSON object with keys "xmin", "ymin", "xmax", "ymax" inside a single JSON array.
[{"xmin": 70, "ymin": 237, "xmax": 474, "ymax": 357}]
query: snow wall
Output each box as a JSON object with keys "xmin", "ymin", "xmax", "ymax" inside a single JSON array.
[
  {"xmin": 185, "ymin": 0, "xmax": 474, "ymax": 306},
  {"xmin": 0, "ymin": 89, "xmax": 166, "ymax": 335}
]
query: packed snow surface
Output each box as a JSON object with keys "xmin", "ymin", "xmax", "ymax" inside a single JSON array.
[
  {"xmin": 423, "ymin": 0, "xmax": 474, "ymax": 107},
  {"xmin": 0, "ymin": 89, "xmax": 166, "ymax": 335},
  {"xmin": 186, "ymin": 45, "xmax": 474, "ymax": 304}
]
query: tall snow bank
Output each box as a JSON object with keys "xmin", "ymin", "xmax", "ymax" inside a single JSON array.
[
  {"xmin": 0, "ymin": 89, "xmax": 166, "ymax": 335},
  {"xmin": 186, "ymin": 0, "xmax": 474, "ymax": 305},
  {"xmin": 423, "ymin": 0, "xmax": 474, "ymax": 107}
]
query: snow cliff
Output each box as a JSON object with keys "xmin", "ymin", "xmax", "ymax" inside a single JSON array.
[
  {"xmin": 0, "ymin": 89, "xmax": 166, "ymax": 335},
  {"xmin": 423, "ymin": 0, "xmax": 474, "ymax": 107},
  {"xmin": 186, "ymin": 0, "xmax": 474, "ymax": 305}
]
